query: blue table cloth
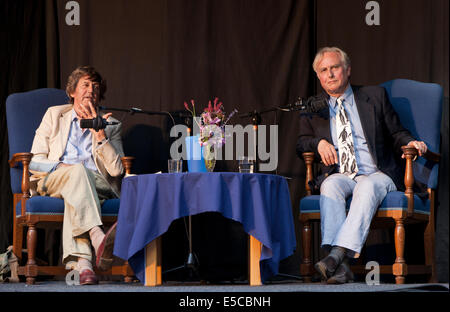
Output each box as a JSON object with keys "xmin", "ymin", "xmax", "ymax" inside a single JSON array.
[{"xmin": 113, "ymin": 172, "xmax": 296, "ymax": 284}]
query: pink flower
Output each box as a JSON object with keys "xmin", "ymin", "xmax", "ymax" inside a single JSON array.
[
  {"xmin": 184, "ymin": 97, "xmax": 237, "ymax": 148},
  {"xmin": 213, "ymin": 97, "xmax": 223, "ymax": 112},
  {"xmin": 206, "ymin": 100, "xmax": 213, "ymax": 112}
]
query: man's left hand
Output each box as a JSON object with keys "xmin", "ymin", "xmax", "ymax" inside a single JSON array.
[
  {"xmin": 83, "ymin": 100, "xmax": 112, "ymax": 142},
  {"xmin": 402, "ymin": 140, "xmax": 427, "ymax": 158},
  {"xmin": 91, "ymin": 112, "xmax": 112, "ymax": 142}
]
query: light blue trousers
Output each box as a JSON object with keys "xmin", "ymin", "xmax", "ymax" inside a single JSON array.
[{"xmin": 319, "ymin": 171, "xmax": 396, "ymax": 258}]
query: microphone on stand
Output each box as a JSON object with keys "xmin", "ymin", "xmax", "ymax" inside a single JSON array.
[
  {"xmin": 99, "ymin": 106, "xmax": 166, "ymax": 115},
  {"xmin": 98, "ymin": 105, "xmax": 194, "ymax": 129},
  {"xmin": 99, "ymin": 105, "xmax": 192, "ymax": 117},
  {"xmin": 276, "ymin": 97, "xmax": 305, "ymax": 112},
  {"xmin": 80, "ymin": 116, "xmax": 119, "ymax": 131},
  {"xmin": 278, "ymin": 95, "xmax": 328, "ymax": 113},
  {"xmin": 238, "ymin": 95, "xmax": 328, "ymax": 119}
]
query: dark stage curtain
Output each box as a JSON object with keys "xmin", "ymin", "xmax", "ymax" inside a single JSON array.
[
  {"xmin": 55, "ymin": 0, "xmax": 313, "ymax": 277},
  {"xmin": 0, "ymin": 0, "xmax": 448, "ymax": 281},
  {"xmin": 315, "ymin": 0, "xmax": 448, "ymax": 95},
  {"xmin": 0, "ymin": 0, "xmax": 60, "ymax": 254}
]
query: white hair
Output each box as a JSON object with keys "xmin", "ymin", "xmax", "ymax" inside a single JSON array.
[{"xmin": 312, "ymin": 47, "xmax": 351, "ymax": 73}]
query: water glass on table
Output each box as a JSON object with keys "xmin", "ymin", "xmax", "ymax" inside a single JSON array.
[
  {"xmin": 168, "ymin": 159, "xmax": 183, "ymax": 173},
  {"xmin": 238, "ymin": 157, "xmax": 255, "ymax": 173}
]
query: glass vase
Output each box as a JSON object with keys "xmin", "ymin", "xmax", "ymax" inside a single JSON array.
[{"xmin": 203, "ymin": 144, "xmax": 216, "ymax": 172}]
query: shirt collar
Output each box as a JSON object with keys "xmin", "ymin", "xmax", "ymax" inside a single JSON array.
[
  {"xmin": 330, "ymin": 84, "xmax": 353, "ymax": 109},
  {"xmin": 71, "ymin": 109, "xmax": 78, "ymax": 122},
  {"xmin": 71, "ymin": 109, "xmax": 89, "ymax": 133}
]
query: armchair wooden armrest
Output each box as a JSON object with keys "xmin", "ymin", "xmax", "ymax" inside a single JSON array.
[
  {"xmin": 8, "ymin": 152, "xmax": 33, "ymax": 168},
  {"xmin": 121, "ymin": 156, "xmax": 135, "ymax": 175},
  {"xmin": 8, "ymin": 154, "xmax": 134, "ymax": 217},
  {"xmin": 303, "ymin": 147, "xmax": 441, "ymax": 216},
  {"xmin": 423, "ymin": 150, "xmax": 441, "ymax": 163},
  {"xmin": 401, "ymin": 146, "xmax": 417, "ymax": 217},
  {"xmin": 302, "ymin": 152, "xmax": 316, "ymax": 196},
  {"xmin": 9, "ymin": 152, "xmax": 33, "ymax": 217},
  {"xmin": 401, "ymin": 146, "xmax": 441, "ymax": 217}
]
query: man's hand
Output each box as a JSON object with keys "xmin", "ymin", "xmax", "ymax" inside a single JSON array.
[
  {"xmin": 91, "ymin": 112, "xmax": 112, "ymax": 142},
  {"xmin": 76, "ymin": 98, "xmax": 97, "ymax": 119},
  {"xmin": 402, "ymin": 140, "xmax": 427, "ymax": 158},
  {"xmin": 317, "ymin": 139, "xmax": 338, "ymax": 166},
  {"xmin": 76, "ymin": 100, "xmax": 113, "ymax": 142}
]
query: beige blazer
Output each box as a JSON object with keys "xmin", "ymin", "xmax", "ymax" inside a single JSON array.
[{"xmin": 30, "ymin": 104, "xmax": 124, "ymax": 196}]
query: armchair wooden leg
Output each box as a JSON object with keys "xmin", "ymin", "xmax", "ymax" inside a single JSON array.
[
  {"xmin": 300, "ymin": 221, "xmax": 313, "ymax": 282},
  {"xmin": 13, "ymin": 223, "xmax": 24, "ymax": 261},
  {"xmin": 12, "ymin": 194, "xmax": 24, "ymax": 260},
  {"xmin": 123, "ymin": 261, "xmax": 134, "ymax": 283},
  {"xmin": 393, "ymin": 218, "xmax": 407, "ymax": 284},
  {"xmin": 25, "ymin": 224, "xmax": 38, "ymax": 285}
]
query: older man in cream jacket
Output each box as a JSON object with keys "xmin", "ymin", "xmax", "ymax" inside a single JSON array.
[{"xmin": 29, "ymin": 66, "xmax": 124, "ymax": 285}]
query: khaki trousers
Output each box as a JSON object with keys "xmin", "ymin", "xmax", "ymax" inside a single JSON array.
[{"xmin": 36, "ymin": 163, "xmax": 116, "ymax": 264}]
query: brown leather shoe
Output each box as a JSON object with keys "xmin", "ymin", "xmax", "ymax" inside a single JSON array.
[
  {"xmin": 314, "ymin": 254, "xmax": 340, "ymax": 281},
  {"xmin": 327, "ymin": 260, "xmax": 354, "ymax": 284},
  {"xmin": 96, "ymin": 222, "xmax": 117, "ymax": 271},
  {"xmin": 79, "ymin": 269, "xmax": 98, "ymax": 285}
]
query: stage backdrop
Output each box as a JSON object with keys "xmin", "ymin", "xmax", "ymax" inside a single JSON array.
[{"xmin": 0, "ymin": 0, "xmax": 448, "ymax": 281}]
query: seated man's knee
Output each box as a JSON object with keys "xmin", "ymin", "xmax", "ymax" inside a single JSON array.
[
  {"xmin": 354, "ymin": 178, "xmax": 378, "ymax": 195},
  {"xmin": 67, "ymin": 163, "xmax": 90, "ymax": 178},
  {"xmin": 320, "ymin": 175, "xmax": 345, "ymax": 196},
  {"xmin": 71, "ymin": 163, "xmax": 86, "ymax": 171}
]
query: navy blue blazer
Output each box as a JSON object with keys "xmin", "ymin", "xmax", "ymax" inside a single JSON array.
[{"xmin": 296, "ymin": 85, "xmax": 415, "ymax": 192}]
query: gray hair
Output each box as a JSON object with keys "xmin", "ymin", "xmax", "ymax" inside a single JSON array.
[
  {"xmin": 66, "ymin": 66, "xmax": 106, "ymax": 104},
  {"xmin": 312, "ymin": 47, "xmax": 351, "ymax": 73}
]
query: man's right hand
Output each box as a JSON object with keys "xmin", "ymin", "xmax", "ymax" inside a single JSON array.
[{"xmin": 317, "ymin": 139, "xmax": 338, "ymax": 166}]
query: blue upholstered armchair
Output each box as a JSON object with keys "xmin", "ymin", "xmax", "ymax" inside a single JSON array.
[
  {"xmin": 298, "ymin": 79, "xmax": 442, "ymax": 284},
  {"xmin": 6, "ymin": 88, "xmax": 134, "ymax": 284}
]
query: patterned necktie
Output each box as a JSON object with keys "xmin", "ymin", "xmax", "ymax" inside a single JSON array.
[{"xmin": 336, "ymin": 98, "xmax": 358, "ymax": 179}]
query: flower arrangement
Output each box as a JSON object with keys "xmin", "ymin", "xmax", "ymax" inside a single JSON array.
[
  {"xmin": 184, "ymin": 97, "xmax": 237, "ymax": 171},
  {"xmin": 184, "ymin": 97, "xmax": 237, "ymax": 148}
]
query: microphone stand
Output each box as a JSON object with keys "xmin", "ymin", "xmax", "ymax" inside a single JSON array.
[
  {"xmin": 239, "ymin": 103, "xmax": 299, "ymax": 173},
  {"xmin": 99, "ymin": 105, "xmax": 174, "ymax": 118},
  {"xmin": 238, "ymin": 110, "xmax": 263, "ymax": 173},
  {"xmin": 99, "ymin": 105, "xmax": 193, "ymax": 120},
  {"xmin": 161, "ymin": 215, "xmax": 199, "ymax": 280},
  {"xmin": 100, "ymin": 105, "xmax": 200, "ymax": 280},
  {"xmin": 175, "ymin": 118, "xmax": 199, "ymax": 280}
]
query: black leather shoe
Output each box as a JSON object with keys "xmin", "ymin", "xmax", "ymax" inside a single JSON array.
[
  {"xmin": 314, "ymin": 255, "xmax": 340, "ymax": 281},
  {"xmin": 327, "ymin": 260, "xmax": 354, "ymax": 284}
]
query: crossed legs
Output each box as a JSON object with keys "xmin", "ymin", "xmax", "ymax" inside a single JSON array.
[{"xmin": 36, "ymin": 163, "xmax": 117, "ymax": 284}]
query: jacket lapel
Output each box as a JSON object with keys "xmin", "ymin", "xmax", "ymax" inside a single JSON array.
[
  {"xmin": 316, "ymin": 92, "xmax": 333, "ymax": 142},
  {"xmin": 58, "ymin": 108, "xmax": 74, "ymax": 157},
  {"xmin": 353, "ymin": 86, "xmax": 377, "ymax": 163},
  {"xmin": 321, "ymin": 109, "xmax": 333, "ymax": 143}
]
